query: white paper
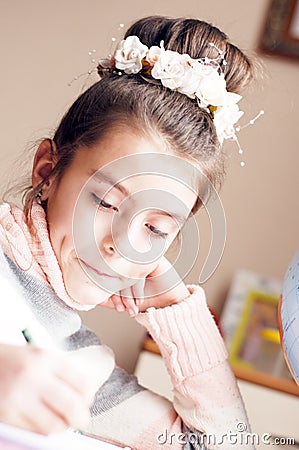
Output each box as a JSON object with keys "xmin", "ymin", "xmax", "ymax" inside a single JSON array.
[{"xmin": 0, "ymin": 422, "xmax": 128, "ymax": 450}]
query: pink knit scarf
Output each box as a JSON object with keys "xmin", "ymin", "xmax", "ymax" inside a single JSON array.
[{"xmin": 0, "ymin": 201, "xmax": 84, "ymax": 310}]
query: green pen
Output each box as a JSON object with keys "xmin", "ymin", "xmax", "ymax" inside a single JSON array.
[
  {"xmin": 21, "ymin": 326, "xmax": 56, "ymax": 349},
  {"xmin": 22, "ymin": 328, "xmax": 33, "ymax": 344}
]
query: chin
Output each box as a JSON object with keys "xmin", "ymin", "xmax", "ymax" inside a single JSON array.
[
  {"xmin": 63, "ymin": 272, "xmax": 111, "ymax": 307},
  {"xmin": 63, "ymin": 259, "xmax": 113, "ymax": 303}
]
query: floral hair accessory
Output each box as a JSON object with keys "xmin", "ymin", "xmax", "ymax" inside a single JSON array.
[{"xmin": 97, "ymin": 35, "xmax": 264, "ymax": 166}]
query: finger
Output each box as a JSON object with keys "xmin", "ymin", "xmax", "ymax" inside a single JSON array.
[
  {"xmin": 98, "ymin": 297, "xmax": 117, "ymax": 309},
  {"xmin": 16, "ymin": 401, "xmax": 68, "ymax": 435},
  {"xmin": 52, "ymin": 356, "xmax": 91, "ymax": 397},
  {"xmin": 131, "ymin": 278, "xmax": 145, "ymax": 306},
  {"xmin": 0, "ymin": 383, "xmax": 67, "ymax": 435},
  {"xmin": 40, "ymin": 377, "xmax": 90, "ymax": 429},
  {"xmin": 120, "ymin": 287, "xmax": 139, "ymax": 317},
  {"xmin": 110, "ymin": 293, "xmax": 126, "ymax": 312}
]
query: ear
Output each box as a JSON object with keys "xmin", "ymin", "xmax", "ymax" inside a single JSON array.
[{"xmin": 32, "ymin": 139, "xmax": 56, "ymax": 192}]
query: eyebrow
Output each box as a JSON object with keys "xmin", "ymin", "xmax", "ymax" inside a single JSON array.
[
  {"xmin": 152, "ymin": 209, "xmax": 187, "ymax": 226},
  {"xmin": 89, "ymin": 170, "xmax": 130, "ymax": 196},
  {"xmin": 89, "ymin": 169, "xmax": 188, "ymax": 225}
]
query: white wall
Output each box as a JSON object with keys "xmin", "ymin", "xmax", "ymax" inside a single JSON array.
[{"xmin": 1, "ymin": 0, "xmax": 298, "ymax": 372}]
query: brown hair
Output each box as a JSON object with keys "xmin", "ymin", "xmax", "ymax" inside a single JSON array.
[{"xmin": 24, "ymin": 15, "xmax": 253, "ymax": 224}]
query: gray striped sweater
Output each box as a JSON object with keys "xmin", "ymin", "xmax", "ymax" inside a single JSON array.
[{"xmin": 0, "ymin": 249, "xmax": 254, "ymax": 450}]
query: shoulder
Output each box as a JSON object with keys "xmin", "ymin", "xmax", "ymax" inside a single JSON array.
[
  {"xmin": 0, "ymin": 245, "xmax": 19, "ymax": 285},
  {"xmin": 0, "ymin": 247, "xmax": 34, "ymax": 345}
]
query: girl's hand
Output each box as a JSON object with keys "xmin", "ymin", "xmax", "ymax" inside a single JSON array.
[
  {"xmin": 108, "ymin": 257, "xmax": 190, "ymax": 316},
  {"xmin": 0, "ymin": 343, "xmax": 94, "ymax": 434}
]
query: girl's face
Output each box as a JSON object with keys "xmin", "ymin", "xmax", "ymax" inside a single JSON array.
[{"xmin": 38, "ymin": 130, "xmax": 198, "ymax": 307}]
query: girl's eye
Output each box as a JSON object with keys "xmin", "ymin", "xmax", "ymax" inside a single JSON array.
[
  {"xmin": 92, "ymin": 193, "xmax": 118, "ymax": 212},
  {"xmin": 145, "ymin": 223, "xmax": 168, "ymax": 239}
]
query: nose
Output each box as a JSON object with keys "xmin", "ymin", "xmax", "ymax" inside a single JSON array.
[
  {"xmin": 98, "ymin": 227, "xmax": 151, "ymax": 278},
  {"xmin": 101, "ymin": 237, "xmax": 116, "ymax": 256},
  {"xmin": 97, "ymin": 214, "xmax": 164, "ymax": 277},
  {"xmin": 100, "ymin": 230, "xmax": 144, "ymax": 259}
]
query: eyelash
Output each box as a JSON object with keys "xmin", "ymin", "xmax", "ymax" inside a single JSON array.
[
  {"xmin": 92, "ymin": 193, "xmax": 119, "ymax": 212},
  {"xmin": 91, "ymin": 193, "xmax": 169, "ymax": 239},
  {"xmin": 145, "ymin": 224, "xmax": 168, "ymax": 239}
]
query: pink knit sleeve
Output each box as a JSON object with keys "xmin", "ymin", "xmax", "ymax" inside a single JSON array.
[
  {"xmin": 87, "ymin": 285, "xmax": 254, "ymax": 449},
  {"xmin": 135, "ymin": 285, "xmax": 254, "ymax": 449}
]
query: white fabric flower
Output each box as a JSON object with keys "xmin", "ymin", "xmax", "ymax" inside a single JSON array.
[
  {"xmin": 214, "ymin": 103, "xmax": 244, "ymax": 143},
  {"xmin": 114, "ymin": 36, "xmax": 148, "ymax": 74},
  {"xmin": 177, "ymin": 59, "xmax": 206, "ymax": 98},
  {"xmin": 196, "ymin": 71, "xmax": 228, "ymax": 107},
  {"xmin": 145, "ymin": 46, "xmax": 162, "ymax": 65},
  {"xmin": 110, "ymin": 35, "xmax": 246, "ymax": 144},
  {"xmin": 151, "ymin": 50, "xmax": 191, "ymax": 90}
]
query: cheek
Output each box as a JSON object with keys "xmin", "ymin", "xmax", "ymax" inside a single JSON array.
[
  {"xmin": 47, "ymin": 184, "xmax": 76, "ymax": 232},
  {"xmin": 46, "ymin": 193, "xmax": 82, "ymax": 262},
  {"xmin": 137, "ymin": 255, "xmax": 165, "ymax": 279},
  {"xmin": 46, "ymin": 211, "xmax": 70, "ymax": 260},
  {"xmin": 139, "ymin": 234, "xmax": 179, "ymax": 277}
]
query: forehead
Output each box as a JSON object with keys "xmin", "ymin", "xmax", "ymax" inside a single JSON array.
[
  {"xmin": 83, "ymin": 131, "xmax": 200, "ymax": 192},
  {"xmin": 82, "ymin": 130, "xmax": 200, "ymax": 204}
]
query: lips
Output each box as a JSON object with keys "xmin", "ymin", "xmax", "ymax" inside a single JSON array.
[{"xmin": 79, "ymin": 259, "xmax": 118, "ymax": 279}]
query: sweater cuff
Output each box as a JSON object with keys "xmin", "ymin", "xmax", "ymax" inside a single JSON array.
[{"xmin": 135, "ymin": 285, "xmax": 228, "ymax": 386}]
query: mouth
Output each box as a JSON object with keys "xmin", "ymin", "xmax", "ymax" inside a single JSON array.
[{"xmin": 79, "ymin": 259, "xmax": 118, "ymax": 279}]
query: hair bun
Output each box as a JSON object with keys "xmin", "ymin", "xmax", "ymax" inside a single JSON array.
[{"xmin": 124, "ymin": 15, "xmax": 253, "ymax": 94}]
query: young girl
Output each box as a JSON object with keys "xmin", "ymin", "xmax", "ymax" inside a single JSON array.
[{"xmin": 0, "ymin": 15, "xmax": 255, "ymax": 450}]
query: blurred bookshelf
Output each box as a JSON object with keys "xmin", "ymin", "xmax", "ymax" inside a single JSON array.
[{"xmin": 142, "ymin": 335, "xmax": 299, "ymax": 397}]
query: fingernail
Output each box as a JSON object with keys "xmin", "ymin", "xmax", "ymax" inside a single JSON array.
[{"xmin": 116, "ymin": 305, "xmax": 125, "ymax": 312}]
